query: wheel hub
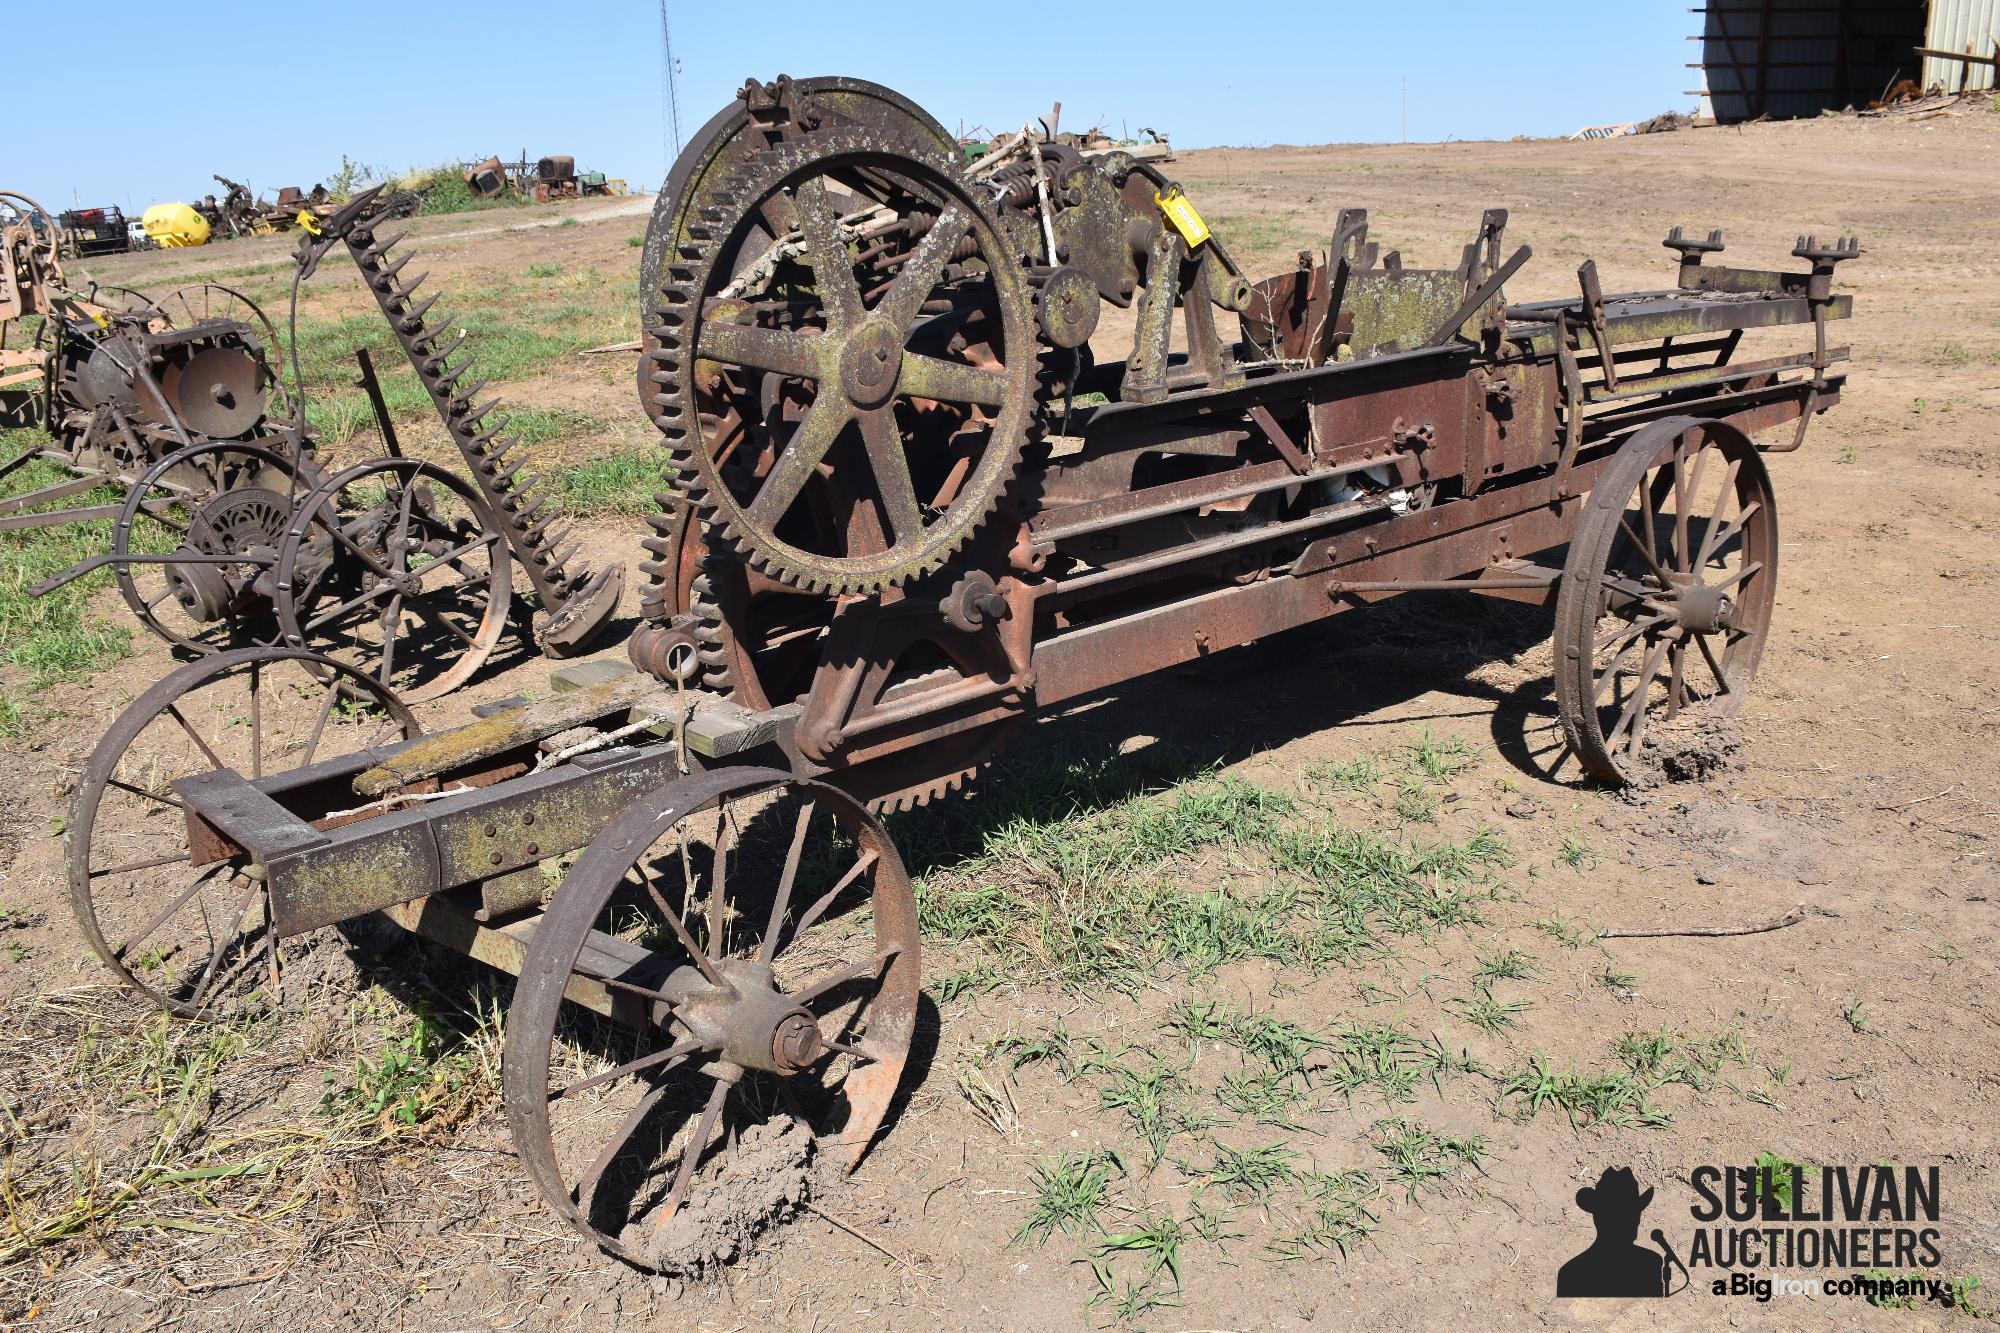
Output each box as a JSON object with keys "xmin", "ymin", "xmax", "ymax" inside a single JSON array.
[
  {"xmin": 1671, "ymin": 581, "xmax": 1734, "ymax": 635},
  {"xmin": 840, "ymin": 319, "xmax": 904, "ymax": 408},
  {"xmin": 665, "ymin": 961, "xmax": 826, "ymax": 1075}
]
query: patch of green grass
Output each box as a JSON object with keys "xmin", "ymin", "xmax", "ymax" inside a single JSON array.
[
  {"xmin": 1305, "ymin": 752, "xmax": 1380, "ymax": 793},
  {"xmin": 625, "ymin": 234, "xmax": 644, "ymax": 247},
  {"xmin": 1502, "ymin": 1030, "xmax": 1746, "ymax": 1131},
  {"xmin": 1017, "ymin": 1148, "xmax": 1124, "ymax": 1245},
  {"xmin": 1599, "ymin": 964, "xmax": 1639, "ymax": 994},
  {"xmin": 1186, "ymin": 1141, "xmax": 1301, "ymax": 1202},
  {"xmin": 1373, "ymin": 1118, "xmax": 1485, "ymax": 1201},
  {"xmin": 988, "ymin": 1022, "xmax": 1076, "ymax": 1075},
  {"xmin": 1085, "ymin": 1209, "xmax": 1187, "ymax": 1321},
  {"xmin": 318, "ymin": 997, "xmax": 497, "ymax": 1127},
  {"xmin": 1088, "ymin": 1052, "xmax": 1215, "ymax": 1163},
  {"xmin": 1555, "ymin": 831, "xmax": 1591, "ymax": 870},
  {"xmin": 1324, "ymin": 1022, "xmax": 1474, "ymax": 1105},
  {"xmin": 1392, "ymin": 776, "xmax": 1439, "ymax": 823},
  {"xmin": 1529, "ymin": 911, "xmax": 1584, "ymax": 949},
  {"xmin": 1474, "ymin": 948, "xmax": 1539, "ymax": 985},
  {"xmin": 1408, "ymin": 728, "xmax": 1478, "ymax": 782},
  {"xmin": 1268, "ymin": 1170, "xmax": 1380, "ymax": 1260},
  {"xmin": 0, "ymin": 432, "xmax": 142, "ymax": 730},
  {"xmin": 919, "ymin": 763, "xmax": 1503, "ymax": 990},
  {"xmin": 1500, "ymin": 1054, "xmax": 1672, "ymax": 1130},
  {"xmin": 1841, "ymin": 997, "xmax": 1871, "ymax": 1033},
  {"xmin": 932, "ymin": 963, "xmax": 1003, "ymax": 1003},
  {"xmin": 1457, "ymin": 993, "xmax": 1531, "ymax": 1035},
  {"xmin": 527, "ymin": 262, "xmax": 564, "ymax": 279},
  {"xmin": 504, "ymin": 406, "xmax": 606, "ymax": 447}
]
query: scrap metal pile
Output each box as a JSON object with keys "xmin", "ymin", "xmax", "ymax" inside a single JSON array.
[{"xmin": 46, "ymin": 75, "xmax": 1857, "ymax": 1274}]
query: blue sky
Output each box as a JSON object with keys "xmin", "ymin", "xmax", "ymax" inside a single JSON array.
[{"xmin": 14, "ymin": 2, "xmax": 1694, "ymax": 212}]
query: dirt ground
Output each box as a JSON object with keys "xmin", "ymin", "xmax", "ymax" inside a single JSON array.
[{"xmin": 3, "ymin": 103, "xmax": 1999, "ymax": 1330}]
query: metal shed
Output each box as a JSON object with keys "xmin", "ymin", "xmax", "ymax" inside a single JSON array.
[
  {"xmin": 1693, "ymin": 0, "xmax": 1994, "ymax": 121},
  {"xmin": 1922, "ymin": 0, "xmax": 2000, "ymax": 91}
]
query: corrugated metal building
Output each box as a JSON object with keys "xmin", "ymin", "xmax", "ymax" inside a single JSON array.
[
  {"xmin": 1695, "ymin": 0, "xmax": 1996, "ymax": 122},
  {"xmin": 1923, "ymin": 0, "xmax": 2000, "ymax": 90}
]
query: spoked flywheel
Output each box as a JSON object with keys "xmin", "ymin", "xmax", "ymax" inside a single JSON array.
[
  {"xmin": 504, "ymin": 768, "xmax": 919, "ymax": 1271},
  {"xmin": 1555, "ymin": 417, "xmax": 1778, "ymax": 784},
  {"xmin": 68, "ymin": 648, "xmax": 419, "ymax": 1020},
  {"xmin": 113, "ymin": 440, "xmax": 306, "ymax": 653},
  {"xmin": 650, "ymin": 129, "xmax": 1036, "ymax": 595}
]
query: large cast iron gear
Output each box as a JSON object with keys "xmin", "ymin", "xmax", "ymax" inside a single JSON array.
[
  {"xmin": 634, "ymin": 76, "xmax": 956, "ymax": 633},
  {"xmin": 647, "ymin": 128, "xmax": 1038, "ymax": 596},
  {"xmin": 635, "ymin": 74, "xmax": 957, "ymax": 376}
]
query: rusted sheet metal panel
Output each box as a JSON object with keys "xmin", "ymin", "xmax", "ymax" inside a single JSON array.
[{"xmin": 1926, "ymin": 0, "xmax": 2000, "ymax": 92}]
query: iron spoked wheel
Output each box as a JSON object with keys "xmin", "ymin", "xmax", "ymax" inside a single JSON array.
[
  {"xmin": 276, "ymin": 459, "xmax": 512, "ymax": 703},
  {"xmin": 67, "ymin": 648, "xmax": 419, "ymax": 1020},
  {"xmin": 1554, "ymin": 417, "xmax": 1778, "ymax": 784},
  {"xmin": 503, "ymin": 768, "xmax": 920, "ymax": 1271},
  {"xmin": 114, "ymin": 441, "xmax": 304, "ymax": 654},
  {"xmin": 653, "ymin": 129, "xmax": 1036, "ymax": 595}
]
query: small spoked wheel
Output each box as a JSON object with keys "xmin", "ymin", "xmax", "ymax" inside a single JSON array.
[
  {"xmin": 503, "ymin": 768, "xmax": 920, "ymax": 1271},
  {"xmin": 277, "ymin": 459, "xmax": 512, "ymax": 703},
  {"xmin": 1555, "ymin": 417, "xmax": 1778, "ymax": 784},
  {"xmin": 113, "ymin": 441, "xmax": 305, "ymax": 654},
  {"xmin": 67, "ymin": 648, "xmax": 419, "ymax": 1020}
]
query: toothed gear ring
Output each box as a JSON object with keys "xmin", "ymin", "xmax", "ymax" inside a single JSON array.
[{"xmin": 646, "ymin": 129, "xmax": 1036, "ymax": 596}]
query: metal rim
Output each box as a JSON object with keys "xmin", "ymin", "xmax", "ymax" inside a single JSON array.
[
  {"xmin": 66, "ymin": 647, "xmax": 419, "ymax": 1020},
  {"xmin": 275, "ymin": 458, "xmax": 513, "ymax": 704},
  {"xmin": 1555, "ymin": 417, "xmax": 1778, "ymax": 784},
  {"xmin": 502, "ymin": 766, "xmax": 920, "ymax": 1270},
  {"xmin": 652, "ymin": 130, "xmax": 1035, "ymax": 595},
  {"xmin": 113, "ymin": 440, "xmax": 303, "ymax": 653}
]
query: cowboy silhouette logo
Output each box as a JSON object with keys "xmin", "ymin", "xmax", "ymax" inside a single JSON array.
[{"xmin": 1557, "ymin": 1167, "xmax": 1688, "ymax": 1298}]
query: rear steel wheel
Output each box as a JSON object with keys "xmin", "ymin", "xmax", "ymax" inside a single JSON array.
[
  {"xmin": 1555, "ymin": 417, "xmax": 1777, "ymax": 784},
  {"xmin": 67, "ymin": 648, "xmax": 419, "ymax": 1019},
  {"xmin": 503, "ymin": 767, "xmax": 919, "ymax": 1270},
  {"xmin": 276, "ymin": 458, "xmax": 512, "ymax": 703}
]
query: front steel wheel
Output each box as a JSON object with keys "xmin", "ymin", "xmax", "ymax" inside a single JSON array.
[{"xmin": 503, "ymin": 767, "xmax": 919, "ymax": 1271}]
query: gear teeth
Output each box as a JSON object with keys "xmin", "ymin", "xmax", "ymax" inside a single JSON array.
[
  {"xmin": 338, "ymin": 221, "xmax": 605, "ymax": 624},
  {"xmin": 648, "ymin": 127, "xmax": 1029, "ymax": 600},
  {"xmin": 397, "ymin": 294, "xmax": 442, "ymax": 331},
  {"xmin": 420, "ymin": 334, "xmax": 469, "ymax": 370}
]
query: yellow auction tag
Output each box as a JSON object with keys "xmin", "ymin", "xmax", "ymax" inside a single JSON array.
[
  {"xmin": 297, "ymin": 210, "xmax": 321, "ymax": 236},
  {"xmin": 1155, "ymin": 185, "xmax": 1210, "ymax": 249}
]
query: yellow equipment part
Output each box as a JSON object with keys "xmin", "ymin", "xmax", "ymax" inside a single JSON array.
[{"xmin": 140, "ymin": 202, "xmax": 211, "ymax": 248}]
